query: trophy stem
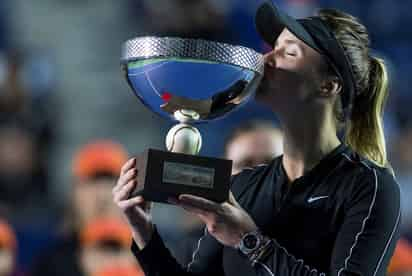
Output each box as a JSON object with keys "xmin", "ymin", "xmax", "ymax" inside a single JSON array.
[{"xmin": 165, "ymin": 109, "xmax": 202, "ymax": 155}]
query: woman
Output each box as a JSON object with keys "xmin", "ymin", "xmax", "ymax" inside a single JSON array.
[{"xmin": 112, "ymin": 2, "xmax": 401, "ymax": 275}]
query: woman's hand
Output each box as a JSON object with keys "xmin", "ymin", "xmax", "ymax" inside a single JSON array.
[
  {"xmin": 169, "ymin": 192, "xmax": 258, "ymax": 248},
  {"xmin": 113, "ymin": 158, "xmax": 154, "ymax": 249}
]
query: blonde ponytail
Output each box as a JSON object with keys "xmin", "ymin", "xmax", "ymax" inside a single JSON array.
[{"xmin": 345, "ymin": 57, "xmax": 389, "ymax": 167}]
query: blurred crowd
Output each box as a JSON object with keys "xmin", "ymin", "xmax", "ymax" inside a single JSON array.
[{"xmin": 0, "ymin": 0, "xmax": 410, "ymax": 275}]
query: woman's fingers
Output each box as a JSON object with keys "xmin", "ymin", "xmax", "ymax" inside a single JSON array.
[
  {"xmin": 178, "ymin": 194, "xmax": 220, "ymax": 213},
  {"xmin": 123, "ymin": 168, "xmax": 137, "ymax": 183},
  {"xmin": 120, "ymin": 157, "xmax": 136, "ymax": 175},
  {"xmin": 175, "ymin": 194, "xmax": 222, "ymax": 220},
  {"xmin": 178, "ymin": 201, "xmax": 210, "ymax": 217},
  {"xmin": 118, "ymin": 195, "xmax": 145, "ymax": 211},
  {"xmin": 119, "ymin": 196, "xmax": 152, "ymax": 219},
  {"xmin": 114, "ymin": 179, "xmax": 136, "ymax": 202},
  {"xmin": 113, "ymin": 168, "xmax": 137, "ymax": 194}
]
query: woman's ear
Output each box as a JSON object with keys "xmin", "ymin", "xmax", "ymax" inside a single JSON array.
[{"xmin": 320, "ymin": 76, "xmax": 342, "ymax": 97}]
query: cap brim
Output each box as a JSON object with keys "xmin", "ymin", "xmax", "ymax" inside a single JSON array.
[{"xmin": 255, "ymin": 2, "xmax": 319, "ymax": 51}]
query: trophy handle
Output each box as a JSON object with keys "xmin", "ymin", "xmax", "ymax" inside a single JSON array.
[{"xmin": 165, "ymin": 109, "xmax": 202, "ymax": 155}]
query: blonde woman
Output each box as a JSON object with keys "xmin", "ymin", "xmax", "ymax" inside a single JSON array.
[{"xmin": 113, "ymin": 2, "xmax": 400, "ymax": 275}]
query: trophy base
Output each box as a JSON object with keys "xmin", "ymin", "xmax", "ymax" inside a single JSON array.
[{"xmin": 132, "ymin": 149, "xmax": 232, "ymax": 204}]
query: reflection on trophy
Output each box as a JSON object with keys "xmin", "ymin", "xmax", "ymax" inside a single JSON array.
[{"xmin": 121, "ymin": 37, "xmax": 264, "ymax": 203}]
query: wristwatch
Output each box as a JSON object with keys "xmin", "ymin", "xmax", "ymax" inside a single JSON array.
[{"xmin": 238, "ymin": 230, "xmax": 264, "ymax": 256}]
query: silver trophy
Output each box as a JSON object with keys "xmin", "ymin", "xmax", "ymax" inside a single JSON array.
[{"xmin": 121, "ymin": 37, "xmax": 264, "ymax": 203}]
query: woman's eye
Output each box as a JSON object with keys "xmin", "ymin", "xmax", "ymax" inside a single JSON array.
[{"xmin": 286, "ymin": 52, "xmax": 297, "ymax": 57}]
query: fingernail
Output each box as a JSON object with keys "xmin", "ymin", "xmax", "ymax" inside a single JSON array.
[{"xmin": 179, "ymin": 194, "xmax": 189, "ymax": 200}]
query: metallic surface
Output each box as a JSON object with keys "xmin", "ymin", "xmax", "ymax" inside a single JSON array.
[
  {"xmin": 122, "ymin": 36, "xmax": 264, "ymax": 74},
  {"xmin": 121, "ymin": 37, "xmax": 264, "ymax": 122}
]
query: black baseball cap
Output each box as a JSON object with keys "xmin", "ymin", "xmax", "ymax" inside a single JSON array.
[{"xmin": 255, "ymin": 1, "xmax": 356, "ymax": 118}]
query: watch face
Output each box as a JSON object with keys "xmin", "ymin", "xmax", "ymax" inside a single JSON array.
[{"xmin": 244, "ymin": 233, "xmax": 258, "ymax": 249}]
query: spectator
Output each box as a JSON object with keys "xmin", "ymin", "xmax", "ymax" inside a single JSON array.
[
  {"xmin": 94, "ymin": 265, "xmax": 143, "ymax": 276},
  {"xmin": 79, "ymin": 218, "xmax": 142, "ymax": 276},
  {"xmin": 0, "ymin": 123, "xmax": 47, "ymax": 221},
  {"xmin": 0, "ymin": 219, "xmax": 16, "ymax": 276},
  {"xmin": 71, "ymin": 140, "xmax": 129, "ymax": 227},
  {"xmin": 0, "ymin": 51, "xmax": 56, "ymax": 222},
  {"xmin": 224, "ymin": 120, "xmax": 283, "ymax": 174},
  {"xmin": 137, "ymin": 0, "xmax": 236, "ymax": 43},
  {"xmin": 30, "ymin": 140, "xmax": 128, "ymax": 276}
]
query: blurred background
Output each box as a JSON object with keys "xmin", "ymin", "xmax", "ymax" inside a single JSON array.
[{"xmin": 0, "ymin": 0, "xmax": 411, "ymax": 275}]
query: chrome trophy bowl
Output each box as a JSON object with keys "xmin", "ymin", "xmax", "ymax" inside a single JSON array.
[{"xmin": 121, "ymin": 36, "xmax": 264, "ymax": 154}]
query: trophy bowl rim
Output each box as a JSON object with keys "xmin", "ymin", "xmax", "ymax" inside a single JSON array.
[{"xmin": 121, "ymin": 36, "xmax": 264, "ymax": 75}]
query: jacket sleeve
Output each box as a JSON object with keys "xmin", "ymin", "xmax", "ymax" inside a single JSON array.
[
  {"xmin": 131, "ymin": 226, "xmax": 224, "ymax": 276},
  {"xmin": 250, "ymin": 168, "xmax": 401, "ymax": 276},
  {"xmin": 130, "ymin": 169, "xmax": 258, "ymax": 276}
]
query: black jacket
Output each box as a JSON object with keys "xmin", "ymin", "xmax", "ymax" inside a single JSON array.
[{"xmin": 132, "ymin": 144, "xmax": 401, "ymax": 276}]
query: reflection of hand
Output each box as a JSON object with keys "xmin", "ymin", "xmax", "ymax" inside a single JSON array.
[
  {"xmin": 112, "ymin": 158, "xmax": 153, "ymax": 249},
  {"xmin": 209, "ymin": 80, "xmax": 248, "ymax": 119},
  {"xmin": 160, "ymin": 94, "xmax": 212, "ymax": 118},
  {"xmin": 169, "ymin": 192, "xmax": 258, "ymax": 248},
  {"xmin": 211, "ymin": 80, "xmax": 248, "ymax": 107}
]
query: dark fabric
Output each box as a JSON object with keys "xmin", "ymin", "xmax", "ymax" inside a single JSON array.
[
  {"xmin": 255, "ymin": 1, "xmax": 357, "ymax": 119},
  {"xmin": 30, "ymin": 233, "xmax": 84, "ymax": 276},
  {"xmin": 131, "ymin": 144, "xmax": 401, "ymax": 276}
]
